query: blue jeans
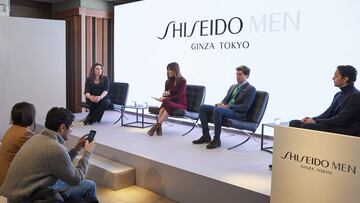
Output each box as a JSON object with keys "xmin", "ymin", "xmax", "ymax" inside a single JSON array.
[
  {"xmin": 199, "ymin": 104, "xmax": 235, "ymax": 139},
  {"xmin": 52, "ymin": 179, "xmax": 97, "ymax": 200}
]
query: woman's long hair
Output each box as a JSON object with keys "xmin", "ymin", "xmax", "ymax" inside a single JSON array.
[
  {"xmin": 166, "ymin": 62, "xmax": 184, "ymax": 87},
  {"xmin": 88, "ymin": 63, "xmax": 104, "ymax": 82}
]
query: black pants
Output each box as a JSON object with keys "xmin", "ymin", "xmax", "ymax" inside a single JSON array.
[
  {"xmin": 289, "ymin": 119, "xmax": 354, "ymax": 136},
  {"xmin": 86, "ymin": 98, "xmax": 111, "ymax": 122}
]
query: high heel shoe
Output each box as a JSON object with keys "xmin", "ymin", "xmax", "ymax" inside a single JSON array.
[
  {"xmin": 156, "ymin": 123, "xmax": 162, "ymax": 136},
  {"xmin": 148, "ymin": 123, "xmax": 161, "ymax": 136}
]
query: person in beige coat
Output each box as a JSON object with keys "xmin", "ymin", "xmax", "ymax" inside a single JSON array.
[{"xmin": 0, "ymin": 102, "xmax": 35, "ymax": 186}]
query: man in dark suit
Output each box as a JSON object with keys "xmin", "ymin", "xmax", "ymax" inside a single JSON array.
[
  {"xmin": 289, "ymin": 65, "xmax": 360, "ymax": 136},
  {"xmin": 193, "ymin": 65, "xmax": 257, "ymax": 149}
]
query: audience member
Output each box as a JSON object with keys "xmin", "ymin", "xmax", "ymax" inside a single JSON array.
[
  {"xmin": 0, "ymin": 102, "xmax": 36, "ymax": 186},
  {"xmin": 0, "ymin": 107, "xmax": 97, "ymax": 202}
]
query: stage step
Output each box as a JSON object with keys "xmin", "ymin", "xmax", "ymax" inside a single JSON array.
[
  {"xmin": 74, "ymin": 153, "xmax": 135, "ymax": 191},
  {"xmin": 0, "ymin": 185, "xmax": 175, "ymax": 203}
]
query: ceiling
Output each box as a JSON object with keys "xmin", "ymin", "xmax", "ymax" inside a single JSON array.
[
  {"xmin": 32, "ymin": 0, "xmax": 134, "ymax": 3},
  {"xmin": 33, "ymin": 0, "xmax": 74, "ymax": 3}
]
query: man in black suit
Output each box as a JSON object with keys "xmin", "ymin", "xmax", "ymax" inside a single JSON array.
[
  {"xmin": 289, "ymin": 65, "xmax": 360, "ymax": 136},
  {"xmin": 193, "ymin": 65, "xmax": 257, "ymax": 149}
]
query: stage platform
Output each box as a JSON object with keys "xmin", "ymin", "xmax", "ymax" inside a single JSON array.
[{"xmin": 69, "ymin": 111, "xmax": 273, "ymax": 203}]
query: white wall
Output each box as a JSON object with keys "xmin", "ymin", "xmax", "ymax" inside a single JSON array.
[{"xmin": 0, "ymin": 16, "xmax": 66, "ymax": 137}]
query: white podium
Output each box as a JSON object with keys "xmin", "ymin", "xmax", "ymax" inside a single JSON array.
[{"xmin": 271, "ymin": 126, "xmax": 360, "ymax": 203}]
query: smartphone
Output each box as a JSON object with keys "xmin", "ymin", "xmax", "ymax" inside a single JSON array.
[{"xmin": 88, "ymin": 130, "xmax": 96, "ymax": 143}]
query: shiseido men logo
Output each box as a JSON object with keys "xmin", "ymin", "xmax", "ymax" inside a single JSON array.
[
  {"xmin": 281, "ymin": 151, "xmax": 356, "ymax": 175},
  {"xmin": 158, "ymin": 17, "xmax": 243, "ymax": 40}
]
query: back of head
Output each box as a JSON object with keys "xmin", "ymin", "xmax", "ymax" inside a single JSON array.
[
  {"xmin": 45, "ymin": 107, "xmax": 74, "ymax": 132},
  {"xmin": 337, "ymin": 65, "xmax": 357, "ymax": 86},
  {"xmin": 11, "ymin": 102, "xmax": 36, "ymax": 127},
  {"xmin": 236, "ymin": 65, "xmax": 251, "ymax": 77}
]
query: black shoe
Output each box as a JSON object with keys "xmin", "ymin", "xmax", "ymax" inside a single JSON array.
[
  {"xmin": 83, "ymin": 117, "xmax": 93, "ymax": 125},
  {"xmin": 108, "ymin": 103, "xmax": 115, "ymax": 110},
  {"xmin": 206, "ymin": 138, "xmax": 221, "ymax": 149},
  {"xmin": 192, "ymin": 135, "xmax": 211, "ymax": 144},
  {"xmin": 269, "ymin": 164, "xmax": 272, "ymax": 170}
]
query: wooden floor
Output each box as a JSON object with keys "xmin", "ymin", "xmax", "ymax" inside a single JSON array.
[
  {"xmin": 97, "ymin": 185, "xmax": 176, "ymax": 203},
  {"xmin": 0, "ymin": 185, "xmax": 176, "ymax": 203}
]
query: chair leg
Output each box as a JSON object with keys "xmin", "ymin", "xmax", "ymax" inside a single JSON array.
[
  {"xmin": 181, "ymin": 119, "xmax": 199, "ymax": 136},
  {"xmin": 121, "ymin": 108, "xmax": 125, "ymax": 125},
  {"xmin": 249, "ymin": 131, "xmax": 259, "ymax": 143},
  {"xmin": 228, "ymin": 136, "xmax": 251, "ymax": 150},
  {"xmin": 113, "ymin": 114, "xmax": 123, "ymax": 124},
  {"xmin": 182, "ymin": 123, "xmax": 196, "ymax": 136},
  {"xmin": 227, "ymin": 130, "xmax": 257, "ymax": 150},
  {"xmin": 113, "ymin": 108, "xmax": 125, "ymax": 125}
]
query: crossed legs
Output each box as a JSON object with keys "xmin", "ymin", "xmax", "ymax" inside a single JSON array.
[
  {"xmin": 147, "ymin": 107, "xmax": 168, "ymax": 136},
  {"xmin": 158, "ymin": 107, "xmax": 169, "ymax": 124}
]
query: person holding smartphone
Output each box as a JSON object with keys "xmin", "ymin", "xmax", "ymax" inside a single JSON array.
[
  {"xmin": 87, "ymin": 130, "xmax": 96, "ymax": 143},
  {"xmin": 0, "ymin": 107, "xmax": 98, "ymax": 202}
]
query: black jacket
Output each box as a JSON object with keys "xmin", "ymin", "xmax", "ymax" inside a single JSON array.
[{"xmin": 314, "ymin": 85, "xmax": 360, "ymax": 136}]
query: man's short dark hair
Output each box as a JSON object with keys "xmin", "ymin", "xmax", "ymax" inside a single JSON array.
[
  {"xmin": 236, "ymin": 65, "xmax": 251, "ymax": 77},
  {"xmin": 337, "ymin": 65, "xmax": 357, "ymax": 85},
  {"xmin": 45, "ymin": 107, "xmax": 74, "ymax": 132},
  {"xmin": 11, "ymin": 102, "xmax": 36, "ymax": 127}
]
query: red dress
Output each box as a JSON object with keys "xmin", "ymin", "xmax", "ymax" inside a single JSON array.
[{"xmin": 161, "ymin": 77, "xmax": 187, "ymax": 114}]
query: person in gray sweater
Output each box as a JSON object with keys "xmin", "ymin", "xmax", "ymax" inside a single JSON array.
[{"xmin": 0, "ymin": 107, "xmax": 97, "ymax": 202}]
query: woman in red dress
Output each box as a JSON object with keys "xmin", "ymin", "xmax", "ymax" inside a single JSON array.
[{"xmin": 148, "ymin": 62, "xmax": 187, "ymax": 136}]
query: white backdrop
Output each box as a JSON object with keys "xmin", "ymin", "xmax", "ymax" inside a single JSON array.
[
  {"xmin": 0, "ymin": 17, "xmax": 66, "ymax": 137},
  {"xmin": 114, "ymin": 0, "xmax": 360, "ymax": 125}
]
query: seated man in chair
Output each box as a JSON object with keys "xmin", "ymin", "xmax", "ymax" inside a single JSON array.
[
  {"xmin": 289, "ymin": 65, "xmax": 360, "ymax": 136},
  {"xmin": 193, "ymin": 65, "xmax": 256, "ymax": 149}
]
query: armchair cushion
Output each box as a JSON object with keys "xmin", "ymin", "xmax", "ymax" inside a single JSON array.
[
  {"xmin": 149, "ymin": 85, "xmax": 206, "ymax": 121},
  {"xmin": 223, "ymin": 90, "xmax": 269, "ymax": 133},
  {"xmin": 109, "ymin": 82, "xmax": 129, "ymax": 106},
  {"xmin": 186, "ymin": 85, "xmax": 206, "ymax": 113},
  {"xmin": 148, "ymin": 85, "xmax": 206, "ymax": 136}
]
